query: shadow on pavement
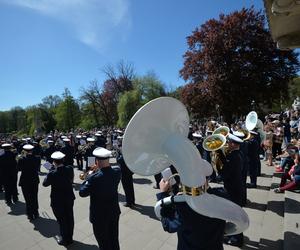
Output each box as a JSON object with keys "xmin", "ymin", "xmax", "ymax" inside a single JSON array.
[
  {"xmin": 255, "ymin": 185, "xmax": 270, "ymax": 191},
  {"xmin": 245, "ymin": 200, "xmax": 266, "ymax": 212},
  {"xmin": 7, "ymin": 200, "xmax": 26, "ymax": 216},
  {"xmin": 267, "ymin": 200, "xmax": 284, "ymax": 217},
  {"xmin": 131, "ymin": 204, "xmax": 159, "ymax": 221},
  {"xmin": 0, "ymin": 191, "xmax": 5, "ymax": 200},
  {"xmin": 133, "ymin": 178, "xmax": 152, "ymax": 185},
  {"xmin": 118, "ymin": 193, "xmax": 126, "ymax": 203},
  {"xmin": 31, "ymin": 215, "xmax": 59, "ymax": 238},
  {"xmin": 67, "ymin": 240, "xmax": 98, "ymax": 250},
  {"xmin": 73, "ymin": 183, "xmax": 82, "ymax": 191},
  {"xmin": 257, "ymin": 237, "xmax": 283, "ymax": 250},
  {"xmin": 259, "ymin": 173, "xmax": 273, "ymax": 178},
  {"xmin": 283, "ymin": 231, "xmax": 300, "ymax": 249},
  {"xmin": 285, "ymin": 197, "xmax": 300, "ymax": 214}
]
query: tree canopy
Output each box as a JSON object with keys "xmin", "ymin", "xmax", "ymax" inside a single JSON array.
[{"xmin": 180, "ymin": 7, "xmax": 300, "ymax": 122}]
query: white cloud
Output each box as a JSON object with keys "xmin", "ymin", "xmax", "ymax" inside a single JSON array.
[{"xmin": 0, "ymin": 0, "xmax": 131, "ymax": 51}]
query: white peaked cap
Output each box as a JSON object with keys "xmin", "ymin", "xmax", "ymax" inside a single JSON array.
[
  {"xmin": 228, "ymin": 133, "xmax": 243, "ymax": 143},
  {"xmin": 23, "ymin": 144, "xmax": 34, "ymax": 150},
  {"xmin": 63, "ymin": 138, "xmax": 70, "ymax": 142},
  {"xmin": 87, "ymin": 137, "xmax": 95, "ymax": 142},
  {"xmin": 61, "ymin": 135, "xmax": 67, "ymax": 139},
  {"xmin": 192, "ymin": 133, "xmax": 202, "ymax": 138},
  {"xmin": 233, "ymin": 131, "xmax": 245, "ymax": 138},
  {"xmin": 2, "ymin": 143, "xmax": 12, "ymax": 147},
  {"xmin": 26, "ymin": 137, "xmax": 31, "ymax": 141},
  {"xmin": 93, "ymin": 147, "xmax": 112, "ymax": 159},
  {"xmin": 95, "ymin": 133, "xmax": 102, "ymax": 136},
  {"xmin": 51, "ymin": 151, "xmax": 65, "ymax": 160},
  {"xmin": 76, "ymin": 135, "xmax": 82, "ymax": 138}
]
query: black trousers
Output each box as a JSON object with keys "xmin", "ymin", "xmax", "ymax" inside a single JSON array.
[
  {"xmin": 52, "ymin": 200, "xmax": 74, "ymax": 242},
  {"xmin": 21, "ymin": 184, "xmax": 39, "ymax": 217},
  {"xmin": 249, "ymin": 160, "xmax": 259, "ymax": 185},
  {"xmin": 4, "ymin": 175, "xmax": 18, "ymax": 203},
  {"xmin": 272, "ymin": 142, "xmax": 282, "ymax": 158},
  {"xmin": 92, "ymin": 214, "xmax": 120, "ymax": 250},
  {"xmin": 76, "ymin": 155, "xmax": 83, "ymax": 170},
  {"xmin": 154, "ymin": 173, "xmax": 162, "ymax": 188},
  {"xmin": 121, "ymin": 174, "xmax": 135, "ymax": 204}
]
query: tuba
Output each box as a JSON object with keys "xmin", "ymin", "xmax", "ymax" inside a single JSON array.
[
  {"xmin": 203, "ymin": 131, "xmax": 228, "ymax": 173},
  {"xmin": 122, "ymin": 97, "xmax": 249, "ymax": 235},
  {"xmin": 213, "ymin": 126, "xmax": 230, "ymax": 137},
  {"xmin": 245, "ymin": 111, "xmax": 266, "ymax": 142}
]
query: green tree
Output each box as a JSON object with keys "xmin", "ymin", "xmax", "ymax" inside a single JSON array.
[
  {"xmin": 133, "ymin": 72, "xmax": 166, "ymax": 103},
  {"xmin": 8, "ymin": 107, "xmax": 26, "ymax": 133},
  {"xmin": 55, "ymin": 89, "xmax": 81, "ymax": 131},
  {"xmin": 117, "ymin": 89, "xmax": 142, "ymax": 127}
]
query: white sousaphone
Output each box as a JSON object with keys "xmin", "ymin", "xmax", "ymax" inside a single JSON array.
[
  {"xmin": 122, "ymin": 97, "xmax": 249, "ymax": 235},
  {"xmin": 245, "ymin": 111, "xmax": 266, "ymax": 141}
]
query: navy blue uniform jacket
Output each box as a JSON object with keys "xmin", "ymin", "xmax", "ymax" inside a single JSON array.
[
  {"xmin": 219, "ymin": 150, "xmax": 244, "ymax": 206},
  {"xmin": 79, "ymin": 167, "xmax": 121, "ymax": 224},
  {"xmin": 42, "ymin": 165, "xmax": 75, "ymax": 206},
  {"xmin": 18, "ymin": 154, "xmax": 40, "ymax": 186},
  {"xmin": 157, "ymin": 188, "xmax": 225, "ymax": 250}
]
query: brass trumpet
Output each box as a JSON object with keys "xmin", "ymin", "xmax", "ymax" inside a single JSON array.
[{"xmin": 79, "ymin": 165, "xmax": 97, "ymax": 180}]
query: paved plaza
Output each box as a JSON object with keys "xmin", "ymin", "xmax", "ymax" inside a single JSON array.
[{"xmin": 0, "ymin": 160, "xmax": 285, "ymax": 250}]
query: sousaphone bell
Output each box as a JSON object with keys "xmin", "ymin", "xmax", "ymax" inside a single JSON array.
[{"xmin": 122, "ymin": 97, "xmax": 249, "ymax": 235}]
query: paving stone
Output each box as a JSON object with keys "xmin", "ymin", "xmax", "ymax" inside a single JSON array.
[{"xmin": 0, "ymin": 161, "xmax": 284, "ymax": 249}]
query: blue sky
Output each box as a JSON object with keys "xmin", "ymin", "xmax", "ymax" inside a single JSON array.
[{"xmin": 0, "ymin": 0, "xmax": 267, "ymax": 111}]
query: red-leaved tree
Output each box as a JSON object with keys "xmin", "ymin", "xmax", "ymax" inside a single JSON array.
[{"xmin": 180, "ymin": 7, "xmax": 300, "ymax": 122}]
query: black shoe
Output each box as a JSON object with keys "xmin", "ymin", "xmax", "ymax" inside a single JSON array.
[
  {"xmin": 226, "ymin": 236, "xmax": 243, "ymax": 247},
  {"xmin": 27, "ymin": 215, "xmax": 34, "ymax": 221},
  {"xmin": 123, "ymin": 202, "xmax": 135, "ymax": 208},
  {"xmin": 33, "ymin": 212, "xmax": 40, "ymax": 219},
  {"xmin": 6, "ymin": 201, "xmax": 12, "ymax": 206},
  {"xmin": 246, "ymin": 183, "xmax": 257, "ymax": 188},
  {"xmin": 57, "ymin": 239, "xmax": 73, "ymax": 246}
]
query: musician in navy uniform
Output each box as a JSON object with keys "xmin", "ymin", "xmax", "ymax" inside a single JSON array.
[
  {"xmin": 84, "ymin": 138, "xmax": 96, "ymax": 171},
  {"xmin": 233, "ymin": 130, "xmax": 249, "ymax": 206},
  {"xmin": 0, "ymin": 143, "xmax": 18, "ymax": 205},
  {"xmin": 116, "ymin": 138, "xmax": 135, "ymax": 207},
  {"xmin": 79, "ymin": 147, "xmax": 121, "ymax": 250},
  {"xmin": 43, "ymin": 151, "xmax": 75, "ymax": 246},
  {"xmin": 18, "ymin": 144, "xmax": 40, "ymax": 221},
  {"xmin": 157, "ymin": 178, "xmax": 226, "ymax": 250},
  {"xmin": 61, "ymin": 138, "xmax": 74, "ymax": 166},
  {"xmin": 247, "ymin": 131, "xmax": 260, "ymax": 188},
  {"xmin": 218, "ymin": 133, "xmax": 244, "ymax": 247},
  {"xmin": 43, "ymin": 140, "xmax": 56, "ymax": 164}
]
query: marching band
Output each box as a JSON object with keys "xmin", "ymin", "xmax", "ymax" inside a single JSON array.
[{"xmin": 0, "ymin": 97, "xmax": 271, "ymax": 249}]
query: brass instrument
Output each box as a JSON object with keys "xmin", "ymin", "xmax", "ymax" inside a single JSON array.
[
  {"xmin": 203, "ymin": 129, "xmax": 230, "ymax": 173},
  {"xmin": 213, "ymin": 126, "xmax": 230, "ymax": 137},
  {"xmin": 79, "ymin": 164, "xmax": 97, "ymax": 180},
  {"xmin": 238, "ymin": 129, "xmax": 251, "ymax": 141},
  {"xmin": 202, "ymin": 134, "xmax": 227, "ymax": 152},
  {"xmin": 39, "ymin": 139, "xmax": 49, "ymax": 150}
]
